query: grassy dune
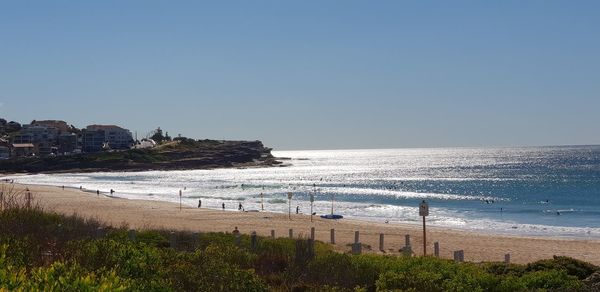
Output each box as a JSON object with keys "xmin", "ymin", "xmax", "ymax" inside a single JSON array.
[{"xmin": 1, "ymin": 190, "xmax": 599, "ymax": 291}]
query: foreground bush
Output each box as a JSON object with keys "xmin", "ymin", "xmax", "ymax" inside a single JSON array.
[{"xmin": 0, "ymin": 206, "xmax": 596, "ymax": 291}]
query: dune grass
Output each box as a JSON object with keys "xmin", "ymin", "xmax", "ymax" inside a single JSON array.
[{"xmin": 0, "ymin": 190, "xmax": 597, "ymax": 291}]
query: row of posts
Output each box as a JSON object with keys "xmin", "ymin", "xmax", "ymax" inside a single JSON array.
[
  {"xmin": 95, "ymin": 227, "xmax": 512, "ymax": 264},
  {"xmin": 269, "ymin": 228, "xmax": 512, "ymax": 263}
]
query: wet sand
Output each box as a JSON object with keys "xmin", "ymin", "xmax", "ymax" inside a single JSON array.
[{"xmin": 7, "ymin": 183, "xmax": 600, "ymax": 265}]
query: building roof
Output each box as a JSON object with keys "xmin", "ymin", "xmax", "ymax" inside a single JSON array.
[{"xmin": 12, "ymin": 143, "xmax": 35, "ymax": 148}]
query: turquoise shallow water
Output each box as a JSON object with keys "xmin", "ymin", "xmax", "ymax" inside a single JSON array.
[{"xmin": 5, "ymin": 145, "xmax": 600, "ymax": 238}]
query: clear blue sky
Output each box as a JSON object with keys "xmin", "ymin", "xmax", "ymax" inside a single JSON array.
[{"xmin": 1, "ymin": 1, "xmax": 599, "ymax": 150}]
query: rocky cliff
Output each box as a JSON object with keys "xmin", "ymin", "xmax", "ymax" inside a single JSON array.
[{"xmin": 0, "ymin": 139, "xmax": 280, "ymax": 174}]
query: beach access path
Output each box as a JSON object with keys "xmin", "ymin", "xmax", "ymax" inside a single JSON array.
[{"xmin": 8, "ymin": 183, "xmax": 600, "ymax": 265}]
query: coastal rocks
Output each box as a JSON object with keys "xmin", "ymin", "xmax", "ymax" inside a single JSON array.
[{"xmin": 0, "ymin": 139, "xmax": 280, "ymax": 174}]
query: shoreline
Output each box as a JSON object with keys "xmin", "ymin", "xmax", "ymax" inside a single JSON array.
[
  {"xmin": 8, "ymin": 179, "xmax": 600, "ymax": 242},
  {"xmin": 5, "ymin": 182, "xmax": 600, "ymax": 265}
]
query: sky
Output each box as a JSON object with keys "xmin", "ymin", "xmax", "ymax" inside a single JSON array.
[{"xmin": 1, "ymin": 1, "xmax": 599, "ymax": 150}]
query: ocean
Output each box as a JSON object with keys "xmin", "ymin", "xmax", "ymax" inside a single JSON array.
[{"xmin": 4, "ymin": 146, "xmax": 600, "ymax": 238}]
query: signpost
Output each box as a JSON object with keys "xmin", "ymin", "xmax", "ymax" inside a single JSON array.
[
  {"xmin": 419, "ymin": 200, "xmax": 429, "ymax": 256},
  {"xmin": 288, "ymin": 192, "xmax": 293, "ymax": 220}
]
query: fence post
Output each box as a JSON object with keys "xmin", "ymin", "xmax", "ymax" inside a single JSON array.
[
  {"xmin": 234, "ymin": 232, "xmax": 241, "ymax": 246},
  {"xmin": 251, "ymin": 231, "xmax": 257, "ymax": 251},
  {"xmin": 310, "ymin": 227, "xmax": 315, "ymax": 240},
  {"xmin": 434, "ymin": 242, "xmax": 440, "ymax": 257},
  {"xmin": 402, "ymin": 234, "xmax": 412, "ymax": 257},
  {"xmin": 352, "ymin": 231, "xmax": 362, "ymax": 255},
  {"xmin": 271, "ymin": 229, "xmax": 275, "ymax": 239},
  {"xmin": 454, "ymin": 250, "xmax": 464, "ymax": 262},
  {"xmin": 128, "ymin": 229, "xmax": 136, "ymax": 242},
  {"xmin": 379, "ymin": 233, "xmax": 385, "ymax": 252},
  {"xmin": 193, "ymin": 232, "xmax": 200, "ymax": 249},
  {"xmin": 96, "ymin": 227, "xmax": 104, "ymax": 238},
  {"xmin": 289, "ymin": 228, "xmax": 294, "ymax": 238},
  {"xmin": 170, "ymin": 231, "xmax": 177, "ymax": 249},
  {"xmin": 330, "ymin": 228, "xmax": 335, "ymax": 244},
  {"xmin": 504, "ymin": 253, "xmax": 510, "ymax": 264}
]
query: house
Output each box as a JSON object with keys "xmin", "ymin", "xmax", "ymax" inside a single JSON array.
[
  {"xmin": 12, "ymin": 143, "xmax": 34, "ymax": 157},
  {"xmin": 17, "ymin": 124, "xmax": 59, "ymax": 156},
  {"xmin": 58, "ymin": 133, "xmax": 78, "ymax": 154},
  {"xmin": 0, "ymin": 139, "xmax": 10, "ymax": 159},
  {"xmin": 82, "ymin": 125, "xmax": 133, "ymax": 152}
]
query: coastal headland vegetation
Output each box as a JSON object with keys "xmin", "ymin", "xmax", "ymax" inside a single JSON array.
[
  {"xmin": 1, "ymin": 189, "xmax": 599, "ymax": 291},
  {"xmin": 0, "ymin": 119, "xmax": 279, "ymax": 174},
  {"xmin": 0, "ymin": 139, "xmax": 278, "ymax": 174}
]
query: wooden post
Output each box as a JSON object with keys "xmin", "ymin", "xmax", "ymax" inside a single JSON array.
[
  {"xmin": 434, "ymin": 242, "xmax": 440, "ymax": 257},
  {"xmin": 270, "ymin": 229, "xmax": 275, "ymax": 239},
  {"xmin": 454, "ymin": 250, "xmax": 464, "ymax": 262},
  {"xmin": 379, "ymin": 233, "xmax": 385, "ymax": 252},
  {"xmin": 419, "ymin": 200, "xmax": 429, "ymax": 257},
  {"xmin": 422, "ymin": 215, "xmax": 427, "ymax": 256},
  {"xmin": 251, "ymin": 231, "xmax": 257, "ymax": 251},
  {"xmin": 310, "ymin": 227, "xmax": 315, "ymax": 240},
  {"xmin": 234, "ymin": 232, "xmax": 241, "ymax": 246},
  {"xmin": 96, "ymin": 227, "xmax": 104, "ymax": 238},
  {"xmin": 402, "ymin": 234, "xmax": 412, "ymax": 257},
  {"xmin": 170, "ymin": 231, "xmax": 176, "ymax": 249},
  {"xmin": 352, "ymin": 231, "xmax": 362, "ymax": 255},
  {"xmin": 505, "ymin": 253, "xmax": 511, "ymax": 264},
  {"xmin": 128, "ymin": 229, "xmax": 136, "ymax": 242},
  {"xmin": 330, "ymin": 228, "xmax": 335, "ymax": 244},
  {"xmin": 193, "ymin": 232, "xmax": 200, "ymax": 249},
  {"xmin": 289, "ymin": 228, "xmax": 294, "ymax": 238}
]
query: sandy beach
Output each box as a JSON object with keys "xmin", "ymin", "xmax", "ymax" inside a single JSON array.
[{"xmin": 6, "ymin": 182, "xmax": 600, "ymax": 265}]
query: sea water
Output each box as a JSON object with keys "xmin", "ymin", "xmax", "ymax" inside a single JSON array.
[{"xmin": 4, "ymin": 146, "xmax": 600, "ymax": 238}]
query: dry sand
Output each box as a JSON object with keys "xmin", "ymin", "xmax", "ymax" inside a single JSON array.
[{"xmin": 5, "ymin": 183, "xmax": 600, "ymax": 265}]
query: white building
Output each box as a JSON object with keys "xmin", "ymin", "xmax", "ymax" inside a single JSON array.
[{"xmin": 83, "ymin": 125, "xmax": 134, "ymax": 151}]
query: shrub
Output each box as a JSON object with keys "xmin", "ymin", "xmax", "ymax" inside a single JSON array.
[{"xmin": 526, "ymin": 256, "xmax": 599, "ymax": 280}]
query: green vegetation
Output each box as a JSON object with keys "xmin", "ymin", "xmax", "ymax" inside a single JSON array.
[
  {"xmin": 0, "ymin": 139, "xmax": 277, "ymax": 173},
  {"xmin": 0, "ymin": 194, "xmax": 598, "ymax": 291}
]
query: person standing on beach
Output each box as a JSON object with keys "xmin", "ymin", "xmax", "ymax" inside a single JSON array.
[
  {"xmin": 222, "ymin": 202, "xmax": 225, "ymax": 210},
  {"xmin": 198, "ymin": 199, "xmax": 201, "ymax": 208},
  {"xmin": 96, "ymin": 190, "xmax": 100, "ymax": 196},
  {"xmin": 110, "ymin": 189, "xmax": 115, "ymax": 195},
  {"xmin": 238, "ymin": 202, "xmax": 243, "ymax": 211},
  {"xmin": 296, "ymin": 206, "xmax": 299, "ymax": 214}
]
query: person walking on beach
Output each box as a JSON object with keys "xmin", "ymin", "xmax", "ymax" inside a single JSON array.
[
  {"xmin": 96, "ymin": 190, "xmax": 100, "ymax": 196},
  {"xmin": 110, "ymin": 189, "xmax": 115, "ymax": 195},
  {"xmin": 238, "ymin": 202, "xmax": 243, "ymax": 211},
  {"xmin": 296, "ymin": 205, "xmax": 299, "ymax": 214},
  {"xmin": 198, "ymin": 199, "xmax": 201, "ymax": 208},
  {"xmin": 222, "ymin": 202, "xmax": 225, "ymax": 210}
]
